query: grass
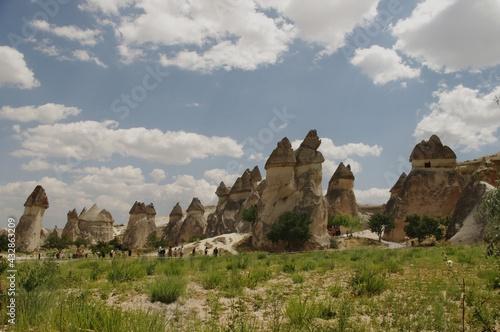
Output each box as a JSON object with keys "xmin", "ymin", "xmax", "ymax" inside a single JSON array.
[{"xmin": 1, "ymin": 243, "xmax": 499, "ymax": 331}]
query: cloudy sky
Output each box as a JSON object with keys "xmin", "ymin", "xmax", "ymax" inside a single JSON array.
[{"xmin": 1, "ymin": 0, "xmax": 499, "ymax": 229}]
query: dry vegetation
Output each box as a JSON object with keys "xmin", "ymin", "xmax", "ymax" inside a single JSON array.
[{"xmin": 1, "ymin": 240, "xmax": 499, "ymax": 331}]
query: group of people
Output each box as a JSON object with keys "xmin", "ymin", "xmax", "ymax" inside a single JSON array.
[{"xmin": 158, "ymin": 245, "xmax": 221, "ymax": 257}]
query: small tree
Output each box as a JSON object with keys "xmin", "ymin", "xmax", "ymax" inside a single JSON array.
[
  {"xmin": 242, "ymin": 204, "xmax": 258, "ymax": 224},
  {"xmin": 146, "ymin": 232, "xmax": 166, "ymax": 249},
  {"xmin": 108, "ymin": 237, "xmax": 124, "ymax": 251},
  {"xmin": 0, "ymin": 234, "xmax": 9, "ymax": 252},
  {"xmin": 73, "ymin": 237, "xmax": 88, "ymax": 248},
  {"xmin": 368, "ymin": 212, "xmax": 395, "ymax": 242},
  {"xmin": 328, "ymin": 215, "xmax": 365, "ymax": 236},
  {"xmin": 404, "ymin": 214, "xmax": 443, "ymax": 244},
  {"xmin": 42, "ymin": 234, "xmax": 72, "ymax": 252},
  {"xmin": 266, "ymin": 211, "xmax": 312, "ymax": 250},
  {"xmin": 90, "ymin": 241, "xmax": 112, "ymax": 258},
  {"xmin": 477, "ymin": 185, "xmax": 500, "ymax": 260}
]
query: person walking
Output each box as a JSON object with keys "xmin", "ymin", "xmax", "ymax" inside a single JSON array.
[{"xmin": 179, "ymin": 245, "xmax": 185, "ymax": 258}]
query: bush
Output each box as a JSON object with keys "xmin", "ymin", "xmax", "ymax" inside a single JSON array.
[
  {"xmin": 201, "ymin": 268, "xmax": 224, "ymax": 289},
  {"xmin": 149, "ymin": 276, "xmax": 186, "ymax": 304},
  {"xmin": 188, "ymin": 234, "xmax": 206, "ymax": 242},
  {"xmin": 242, "ymin": 204, "xmax": 258, "ymax": 224},
  {"xmin": 404, "ymin": 214, "xmax": 443, "ymax": 243},
  {"xmin": 350, "ymin": 264, "xmax": 387, "ymax": 296},
  {"xmin": 267, "ymin": 211, "xmax": 312, "ymax": 250},
  {"xmin": 368, "ymin": 212, "xmax": 395, "ymax": 242}
]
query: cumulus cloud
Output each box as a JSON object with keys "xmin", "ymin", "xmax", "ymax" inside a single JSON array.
[
  {"xmin": 30, "ymin": 20, "xmax": 102, "ymax": 46},
  {"xmin": 72, "ymin": 50, "xmax": 107, "ymax": 68},
  {"xmin": 0, "ymin": 167, "xmax": 220, "ymax": 228},
  {"xmin": 392, "ymin": 0, "xmax": 500, "ymax": 72},
  {"xmin": 150, "ymin": 169, "xmax": 166, "ymax": 183},
  {"xmin": 350, "ymin": 45, "xmax": 420, "ymax": 84},
  {"xmin": 354, "ymin": 187, "xmax": 390, "ymax": 205},
  {"xmin": 12, "ymin": 120, "xmax": 243, "ymax": 164},
  {"xmin": 0, "ymin": 103, "xmax": 81, "ymax": 123},
  {"xmin": 259, "ymin": 0, "xmax": 379, "ymax": 57},
  {"xmin": 414, "ymin": 84, "xmax": 500, "ymax": 152},
  {"xmin": 79, "ymin": 0, "xmax": 135, "ymax": 15},
  {"xmin": 203, "ymin": 168, "xmax": 240, "ymax": 186},
  {"xmin": 0, "ymin": 46, "xmax": 40, "ymax": 89},
  {"xmin": 291, "ymin": 137, "xmax": 382, "ymax": 177}
]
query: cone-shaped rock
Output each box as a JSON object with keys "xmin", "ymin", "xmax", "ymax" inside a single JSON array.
[
  {"xmin": 16, "ymin": 185, "xmax": 49, "ymax": 252},
  {"xmin": 62, "ymin": 209, "xmax": 81, "ymax": 241},
  {"xmin": 265, "ymin": 138, "xmax": 296, "ymax": 169},
  {"xmin": 326, "ymin": 163, "xmax": 358, "ymax": 217},
  {"xmin": 78, "ymin": 204, "xmax": 114, "ymax": 243},
  {"xmin": 250, "ymin": 166, "xmax": 262, "ymax": 183},
  {"xmin": 123, "ymin": 201, "xmax": 157, "ymax": 249},
  {"xmin": 216, "ymin": 182, "xmax": 231, "ymax": 197},
  {"xmin": 178, "ymin": 198, "xmax": 207, "ymax": 243},
  {"xmin": 295, "ymin": 129, "xmax": 325, "ymax": 165},
  {"xmin": 162, "ymin": 203, "xmax": 184, "ymax": 246}
]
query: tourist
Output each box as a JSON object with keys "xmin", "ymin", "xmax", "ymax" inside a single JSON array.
[
  {"xmin": 168, "ymin": 246, "xmax": 173, "ymax": 258},
  {"xmin": 192, "ymin": 247, "xmax": 196, "ymax": 256},
  {"xmin": 180, "ymin": 245, "xmax": 185, "ymax": 258},
  {"xmin": 213, "ymin": 247, "xmax": 218, "ymax": 257},
  {"xmin": 204, "ymin": 246, "xmax": 208, "ymax": 255}
]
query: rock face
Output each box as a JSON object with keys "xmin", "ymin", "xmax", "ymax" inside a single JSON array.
[
  {"xmin": 162, "ymin": 203, "xmax": 184, "ymax": 246},
  {"xmin": 326, "ymin": 163, "xmax": 358, "ymax": 217},
  {"xmin": 447, "ymin": 163, "xmax": 498, "ymax": 242},
  {"xmin": 77, "ymin": 204, "xmax": 114, "ymax": 243},
  {"xmin": 122, "ymin": 201, "xmax": 157, "ymax": 249},
  {"xmin": 205, "ymin": 167, "xmax": 262, "ymax": 238},
  {"xmin": 62, "ymin": 209, "xmax": 81, "ymax": 241},
  {"xmin": 384, "ymin": 136, "xmax": 466, "ymax": 242},
  {"xmin": 252, "ymin": 130, "xmax": 330, "ymax": 251},
  {"xmin": 178, "ymin": 198, "xmax": 207, "ymax": 243},
  {"xmin": 16, "ymin": 185, "xmax": 49, "ymax": 252}
]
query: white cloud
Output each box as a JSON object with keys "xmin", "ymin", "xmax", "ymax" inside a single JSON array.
[
  {"xmin": 291, "ymin": 137, "xmax": 382, "ymax": 178},
  {"xmin": 350, "ymin": 45, "xmax": 420, "ymax": 84},
  {"xmin": 0, "ymin": 167, "xmax": 220, "ymax": 228},
  {"xmin": 72, "ymin": 50, "xmax": 107, "ymax": 68},
  {"xmin": 30, "ymin": 20, "xmax": 102, "ymax": 46},
  {"xmin": 115, "ymin": 0, "xmax": 295, "ymax": 70},
  {"xmin": 12, "ymin": 120, "xmax": 243, "ymax": 164},
  {"xmin": 150, "ymin": 168, "xmax": 166, "ymax": 183},
  {"xmin": 392, "ymin": 0, "xmax": 500, "ymax": 72},
  {"xmin": 260, "ymin": 0, "xmax": 379, "ymax": 57},
  {"xmin": 203, "ymin": 168, "xmax": 240, "ymax": 186},
  {"xmin": 414, "ymin": 84, "xmax": 500, "ymax": 152},
  {"xmin": 0, "ymin": 46, "xmax": 40, "ymax": 89},
  {"xmin": 21, "ymin": 158, "xmax": 52, "ymax": 171},
  {"xmin": 354, "ymin": 187, "xmax": 390, "ymax": 205},
  {"xmin": 0, "ymin": 103, "xmax": 81, "ymax": 123},
  {"xmin": 79, "ymin": 0, "xmax": 135, "ymax": 15}
]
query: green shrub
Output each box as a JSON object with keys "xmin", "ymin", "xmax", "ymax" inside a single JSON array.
[
  {"xmin": 350, "ymin": 264, "xmax": 387, "ymax": 296},
  {"xmin": 107, "ymin": 259, "xmax": 146, "ymax": 283},
  {"xmin": 404, "ymin": 214, "xmax": 443, "ymax": 243},
  {"xmin": 267, "ymin": 211, "xmax": 312, "ymax": 250},
  {"xmin": 242, "ymin": 204, "xmax": 258, "ymax": 224},
  {"xmin": 149, "ymin": 276, "xmax": 186, "ymax": 304},
  {"xmin": 291, "ymin": 272, "xmax": 305, "ymax": 284},
  {"xmin": 330, "ymin": 237, "xmax": 339, "ymax": 249},
  {"xmin": 201, "ymin": 268, "xmax": 224, "ymax": 289}
]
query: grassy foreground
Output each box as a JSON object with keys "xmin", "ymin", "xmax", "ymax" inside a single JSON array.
[{"xmin": 1, "ymin": 242, "xmax": 499, "ymax": 331}]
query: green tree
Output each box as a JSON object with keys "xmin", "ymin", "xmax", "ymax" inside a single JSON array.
[
  {"xmin": 328, "ymin": 215, "xmax": 365, "ymax": 236},
  {"xmin": 368, "ymin": 212, "xmax": 395, "ymax": 242},
  {"xmin": 404, "ymin": 214, "xmax": 443, "ymax": 244},
  {"xmin": 267, "ymin": 211, "xmax": 312, "ymax": 250},
  {"xmin": 73, "ymin": 237, "xmax": 88, "ymax": 248},
  {"xmin": 108, "ymin": 237, "xmax": 124, "ymax": 251},
  {"xmin": 146, "ymin": 232, "xmax": 166, "ymax": 249},
  {"xmin": 42, "ymin": 234, "xmax": 72, "ymax": 252},
  {"xmin": 90, "ymin": 241, "xmax": 112, "ymax": 258},
  {"xmin": 477, "ymin": 185, "xmax": 500, "ymax": 259},
  {"xmin": 242, "ymin": 204, "xmax": 258, "ymax": 224},
  {"xmin": 0, "ymin": 234, "xmax": 9, "ymax": 252}
]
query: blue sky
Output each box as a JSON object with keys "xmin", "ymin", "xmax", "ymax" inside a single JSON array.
[{"xmin": 1, "ymin": 0, "xmax": 499, "ymax": 229}]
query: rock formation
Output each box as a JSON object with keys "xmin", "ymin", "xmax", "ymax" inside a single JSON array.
[
  {"xmin": 384, "ymin": 135, "xmax": 466, "ymax": 242},
  {"xmin": 326, "ymin": 163, "xmax": 358, "ymax": 217},
  {"xmin": 447, "ymin": 163, "xmax": 498, "ymax": 243},
  {"xmin": 252, "ymin": 130, "xmax": 330, "ymax": 251},
  {"xmin": 178, "ymin": 198, "xmax": 207, "ymax": 243},
  {"xmin": 205, "ymin": 167, "xmax": 262, "ymax": 238},
  {"xmin": 62, "ymin": 209, "xmax": 81, "ymax": 241},
  {"xmin": 16, "ymin": 185, "xmax": 49, "ymax": 252},
  {"xmin": 77, "ymin": 204, "xmax": 114, "ymax": 243},
  {"xmin": 122, "ymin": 201, "xmax": 157, "ymax": 249},
  {"xmin": 162, "ymin": 203, "xmax": 184, "ymax": 246}
]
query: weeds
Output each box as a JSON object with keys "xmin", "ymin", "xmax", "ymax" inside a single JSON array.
[{"xmin": 149, "ymin": 276, "xmax": 186, "ymax": 304}]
